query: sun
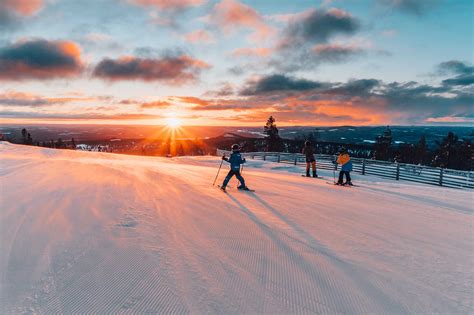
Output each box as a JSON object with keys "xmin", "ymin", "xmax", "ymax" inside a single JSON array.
[{"xmin": 165, "ymin": 117, "xmax": 182, "ymax": 128}]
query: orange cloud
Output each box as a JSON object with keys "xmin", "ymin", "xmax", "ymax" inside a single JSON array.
[
  {"xmin": 205, "ymin": 0, "xmax": 275, "ymax": 42},
  {"xmin": 231, "ymin": 47, "xmax": 272, "ymax": 57},
  {"xmin": 3, "ymin": 0, "xmax": 43, "ymax": 16},
  {"xmin": 141, "ymin": 100, "xmax": 172, "ymax": 108},
  {"xmin": 184, "ymin": 30, "xmax": 215, "ymax": 44},
  {"xmin": 128, "ymin": 0, "xmax": 205, "ymax": 10}
]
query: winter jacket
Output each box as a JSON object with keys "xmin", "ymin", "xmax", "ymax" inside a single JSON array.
[
  {"xmin": 302, "ymin": 145, "xmax": 315, "ymax": 160},
  {"xmin": 224, "ymin": 151, "xmax": 246, "ymax": 171},
  {"xmin": 337, "ymin": 153, "xmax": 353, "ymax": 172}
]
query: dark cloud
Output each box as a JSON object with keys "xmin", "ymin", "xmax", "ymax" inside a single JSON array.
[
  {"xmin": 0, "ymin": 39, "xmax": 83, "ymax": 80},
  {"xmin": 0, "ymin": 9, "xmax": 19, "ymax": 30},
  {"xmin": 312, "ymin": 43, "xmax": 366, "ymax": 63},
  {"xmin": 324, "ymin": 79, "xmax": 381, "ymax": 96},
  {"xmin": 378, "ymin": 0, "xmax": 438, "ymax": 15},
  {"xmin": 240, "ymin": 74, "xmax": 326, "ymax": 95},
  {"xmin": 280, "ymin": 8, "xmax": 360, "ymax": 47},
  {"xmin": 93, "ymin": 54, "xmax": 210, "ymax": 83},
  {"xmin": 189, "ymin": 69, "xmax": 473, "ymax": 124},
  {"xmin": 438, "ymin": 60, "xmax": 474, "ymax": 75},
  {"xmin": 442, "ymin": 76, "xmax": 474, "ymax": 87},
  {"xmin": 436, "ymin": 60, "xmax": 474, "ymax": 87},
  {"xmin": 270, "ymin": 8, "xmax": 364, "ymax": 72}
]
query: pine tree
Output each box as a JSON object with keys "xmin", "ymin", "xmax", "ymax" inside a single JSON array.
[
  {"xmin": 415, "ymin": 135, "xmax": 427, "ymax": 165},
  {"xmin": 374, "ymin": 126, "xmax": 392, "ymax": 161},
  {"xmin": 263, "ymin": 116, "xmax": 284, "ymax": 152},
  {"xmin": 21, "ymin": 128, "xmax": 27, "ymax": 144}
]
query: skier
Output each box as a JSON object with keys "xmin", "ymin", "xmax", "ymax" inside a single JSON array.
[
  {"xmin": 302, "ymin": 140, "xmax": 318, "ymax": 177},
  {"xmin": 220, "ymin": 144, "xmax": 248, "ymax": 191},
  {"xmin": 335, "ymin": 148, "xmax": 353, "ymax": 186}
]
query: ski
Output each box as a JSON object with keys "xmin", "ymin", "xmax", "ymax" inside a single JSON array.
[
  {"xmin": 301, "ymin": 175, "xmax": 324, "ymax": 180},
  {"xmin": 217, "ymin": 185, "xmax": 255, "ymax": 192},
  {"xmin": 238, "ymin": 188, "xmax": 255, "ymax": 192},
  {"xmin": 216, "ymin": 185, "xmax": 228, "ymax": 193},
  {"xmin": 325, "ymin": 182, "xmax": 358, "ymax": 187}
]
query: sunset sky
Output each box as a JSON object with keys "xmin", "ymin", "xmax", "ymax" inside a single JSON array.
[{"xmin": 0, "ymin": 0, "xmax": 472, "ymax": 126}]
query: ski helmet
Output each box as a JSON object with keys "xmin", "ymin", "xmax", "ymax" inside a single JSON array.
[
  {"xmin": 231, "ymin": 144, "xmax": 240, "ymax": 151},
  {"xmin": 305, "ymin": 140, "xmax": 311, "ymax": 146}
]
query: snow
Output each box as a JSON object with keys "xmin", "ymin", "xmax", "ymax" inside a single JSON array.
[{"xmin": 1, "ymin": 142, "xmax": 473, "ymax": 314}]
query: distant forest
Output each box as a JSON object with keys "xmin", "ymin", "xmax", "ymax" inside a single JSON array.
[{"xmin": 3, "ymin": 118, "xmax": 472, "ymax": 171}]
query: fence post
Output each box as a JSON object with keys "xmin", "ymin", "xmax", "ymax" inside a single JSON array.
[
  {"xmin": 294, "ymin": 155, "xmax": 297, "ymax": 165},
  {"xmin": 395, "ymin": 163, "xmax": 400, "ymax": 180},
  {"xmin": 362, "ymin": 159, "xmax": 366, "ymax": 175},
  {"xmin": 263, "ymin": 154, "xmax": 266, "ymax": 161},
  {"xmin": 277, "ymin": 154, "xmax": 281, "ymax": 163},
  {"xmin": 439, "ymin": 168, "xmax": 444, "ymax": 186}
]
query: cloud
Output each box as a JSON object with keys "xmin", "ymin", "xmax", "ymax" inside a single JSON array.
[
  {"xmin": 0, "ymin": 0, "xmax": 44, "ymax": 30},
  {"xmin": 0, "ymin": 91, "xmax": 110, "ymax": 107},
  {"xmin": 240, "ymin": 74, "xmax": 327, "ymax": 95},
  {"xmin": 279, "ymin": 8, "xmax": 360, "ymax": 48},
  {"xmin": 140, "ymin": 100, "xmax": 172, "ymax": 108},
  {"xmin": 93, "ymin": 54, "xmax": 210, "ymax": 83},
  {"xmin": 127, "ymin": 0, "xmax": 205, "ymax": 11},
  {"xmin": 186, "ymin": 69, "xmax": 473, "ymax": 125},
  {"xmin": 184, "ymin": 30, "xmax": 215, "ymax": 44},
  {"xmin": 438, "ymin": 60, "xmax": 474, "ymax": 87},
  {"xmin": 1, "ymin": 0, "xmax": 44, "ymax": 16},
  {"xmin": 438, "ymin": 60, "xmax": 473, "ymax": 75},
  {"xmin": 0, "ymin": 39, "xmax": 84, "ymax": 80},
  {"xmin": 268, "ymin": 8, "xmax": 364, "ymax": 72},
  {"xmin": 231, "ymin": 47, "xmax": 272, "ymax": 58},
  {"xmin": 0, "ymin": 91, "xmax": 50, "ymax": 106},
  {"xmin": 378, "ymin": 0, "xmax": 438, "ymax": 15},
  {"xmin": 204, "ymin": 0, "xmax": 275, "ymax": 42},
  {"xmin": 204, "ymin": 82, "xmax": 235, "ymax": 97},
  {"xmin": 312, "ymin": 43, "xmax": 366, "ymax": 62},
  {"xmin": 0, "ymin": 111, "xmax": 161, "ymax": 120}
]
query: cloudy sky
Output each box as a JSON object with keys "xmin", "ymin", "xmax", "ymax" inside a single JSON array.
[{"xmin": 0, "ymin": 0, "xmax": 472, "ymax": 126}]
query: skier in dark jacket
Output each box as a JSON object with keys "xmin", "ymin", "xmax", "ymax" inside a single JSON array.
[
  {"xmin": 220, "ymin": 144, "xmax": 248, "ymax": 191},
  {"xmin": 302, "ymin": 140, "xmax": 318, "ymax": 177}
]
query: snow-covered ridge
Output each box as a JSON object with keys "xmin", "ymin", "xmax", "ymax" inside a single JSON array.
[{"xmin": 1, "ymin": 142, "xmax": 472, "ymax": 314}]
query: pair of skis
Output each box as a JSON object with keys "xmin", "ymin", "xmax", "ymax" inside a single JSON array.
[
  {"xmin": 217, "ymin": 185, "xmax": 255, "ymax": 193},
  {"xmin": 300, "ymin": 173, "xmax": 357, "ymax": 187}
]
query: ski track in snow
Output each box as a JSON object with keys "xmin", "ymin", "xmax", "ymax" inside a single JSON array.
[{"xmin": 0, "ymin": 142, "xmax": 473, "ymax": 314}]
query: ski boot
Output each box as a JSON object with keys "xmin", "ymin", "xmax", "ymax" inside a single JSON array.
[
  {"xmin": 345, "ymin": 181, "xmax": 353, "ymax": 186},
  {"xmin": 237, "ymin": 185, "xmax": 250, "ymax": 191},
  {"xmin": 220, "ymin": 185, "xmax": 226, "ymax": 192},
  {"xmin": 312, "ymin": 170, "xmax": 318, "ymax": 178},
  {"xmin": 306, "ymin": 170, "xmax": 311, "ymax": 177}
]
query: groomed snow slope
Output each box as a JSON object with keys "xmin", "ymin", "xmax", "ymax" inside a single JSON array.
[{"xmin": 1, "ymin": 142, "xmax": 473, "ymax": 314}]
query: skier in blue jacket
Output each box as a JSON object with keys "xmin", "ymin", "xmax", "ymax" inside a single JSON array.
[
  {"xmin": 221, "ymin": 144, "xmax": 248, "ymax": 191},
  {"xmin": 335, "ymin": 148, "xmax": 353, "ymax": 186}
]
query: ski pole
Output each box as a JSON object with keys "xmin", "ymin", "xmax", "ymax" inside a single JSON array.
[{"xmin": 213, "ymin": 157, "xmax": 224, "ymax": 186}]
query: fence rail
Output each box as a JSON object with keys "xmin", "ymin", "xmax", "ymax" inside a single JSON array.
[{"xmin": 217, "ymin": 149, "xmax": 474, "ymax": 189}]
